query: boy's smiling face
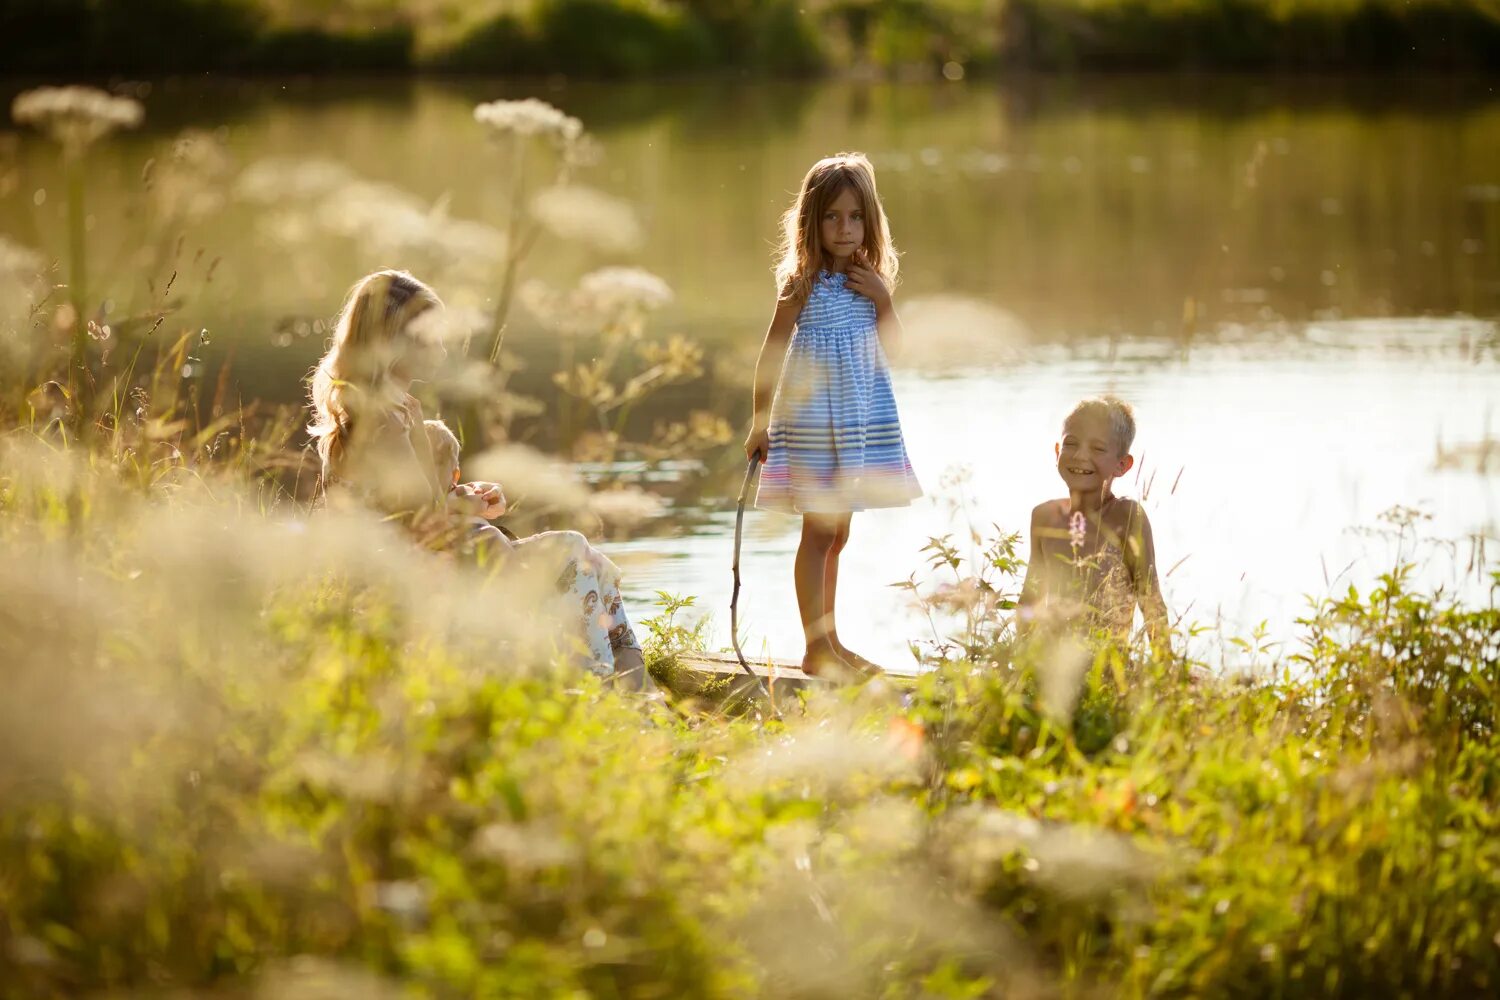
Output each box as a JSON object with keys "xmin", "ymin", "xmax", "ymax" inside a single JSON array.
[{"xmin": 1056, "ymin": 412, "xmax": 1133, "ymax": 491}]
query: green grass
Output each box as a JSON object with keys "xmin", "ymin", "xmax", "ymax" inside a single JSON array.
[{"xmin": 0, "ymin": 416, "xmax": 1496, "ymax": 997}]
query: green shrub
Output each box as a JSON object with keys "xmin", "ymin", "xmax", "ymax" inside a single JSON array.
[
  {"xmin": 0, "ymin": 0, "xmax": 260, "ymax": 75},
  {"xmin": 1000, "ymin": 0, "xmax": 1500, "ymax": 72}
]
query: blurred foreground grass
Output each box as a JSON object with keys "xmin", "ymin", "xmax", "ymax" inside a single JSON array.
[{"xmin": 0, "ymin": 419, "xmax": 1497, "ymax": 997}]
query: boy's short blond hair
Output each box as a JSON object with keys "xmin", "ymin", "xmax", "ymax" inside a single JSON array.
[
  {"xmin": 424, "ymin": 418, "xmax": 461, "ymax": 486},
  {"xmin": 1065, "ymin": 395, "xmax": 1136, "ymax": 455}
]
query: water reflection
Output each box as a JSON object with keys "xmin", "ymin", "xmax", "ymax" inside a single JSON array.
[{"xmin": 3, "ymin": 76, "xmax": 1496, "ymax": 398}]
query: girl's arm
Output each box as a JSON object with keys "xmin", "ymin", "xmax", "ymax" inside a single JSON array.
[{"xmin": 745, "ymin": 295, "xmax": 800, "ymax": 461}]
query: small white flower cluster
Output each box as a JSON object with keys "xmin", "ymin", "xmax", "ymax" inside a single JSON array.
[
  {"xmin": 587, "ymin": 486, "xmax": 666, "ymax": 529},
  {"xmin": 473, "ymin": 98, "xmax": 583, "ymax": 148},
  {"xmin": 0, "ymin": 236, "xmax": 48, "ymax": 336},
  {"xmin": 0, "ymin": 236, "xmax": 46, "ymax": 286},
  {"xmin": 530, "ymin": 185, "xmax": 642, "ymax": 254},
  {"xmin": 151, "ymin": 129, "xmax": 234, "ymax": 223},
  {"xmin": 577, "ymin": 267, "xmax": 673, "ymax": 314},
  {"xmin": 236, "ymin": 157, "xmax": 507, "ymax": 290},
  {"xmin": 236, "ymin": 157, "xmax": 358, "ymax": 203},
  {"xmin": 12, "ymin": 86, "xmax": 144, "ymax": 148},
  {"xmin": 521, "ymin": 267, "xmax": 672, "ymax": 335}
]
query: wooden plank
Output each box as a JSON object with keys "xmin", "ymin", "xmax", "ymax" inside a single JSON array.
[
  {"xmin": 676, "ymin": 651, "xmax": 829, "ymax": 687},
  {"xmin": 664, "ymin": 652, "xmax": 917, "ymax": 704}
]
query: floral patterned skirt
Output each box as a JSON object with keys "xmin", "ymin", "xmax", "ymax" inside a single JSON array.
[{"xmin": 477, "ymin": 525, "xmax": 641, "ymax": 677}]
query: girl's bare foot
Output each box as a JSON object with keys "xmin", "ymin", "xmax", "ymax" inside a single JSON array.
[
  {"xmin": 832, "ymin": 644, "xmax": 886, "ymax": 678},
  {"xmin": 801, "ymin": 644, "xmax": 859, "ymax": 684}
]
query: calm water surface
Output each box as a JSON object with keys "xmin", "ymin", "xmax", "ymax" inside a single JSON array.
[
  {"xmin": 612, "ymin": 326, "xmax": 1499, "ymax": 670},
  {"xmin": 3, "ymin": 77, "xmax": 1497, "ymax": 669}
]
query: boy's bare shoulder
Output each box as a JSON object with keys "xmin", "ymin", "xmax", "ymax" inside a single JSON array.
[
  {"xmin": 1030, "ymin": 499, "xmax": 1067, "ymax": 526},
  {"xmin": 1104, "ymin": 496, "xmax": 1150, "ymax": 529}
]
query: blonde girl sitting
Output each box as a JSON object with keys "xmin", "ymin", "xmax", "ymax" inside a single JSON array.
[{"xmin": 307, "ymin": 269, "xmax": 651, "ymax": 691}]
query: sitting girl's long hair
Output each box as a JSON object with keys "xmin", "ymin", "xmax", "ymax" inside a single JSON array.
[
  {"xmin": 774, "ymin": 152, "xmax": 899, "ymax": 306},
  {"xmin": 307, "ymin": 269, "xmax": 442, "ymax": 482}
]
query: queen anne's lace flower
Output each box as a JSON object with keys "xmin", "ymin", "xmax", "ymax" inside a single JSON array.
[
  {"xmin": 474, "ymin": 98, "xmax": 583, "ymax": 147},
  {"xmin": 235, "ymin": 158, "xmax": 359, "ymax": 203},
  {"xmin": 0, "ymin": 236, "xmax": 45, "ymax": 285},
  {"xmin": 152, "ymin": 129, "xmax": 233, "ymax": 222},
  {"xmin": 522, "ymin": 268, "xmax": 673, "ymax": 335},
  {"xmin": 474, "ymin": 98, "xmax": 598, "ymax": 168},
  {"xmin": 12, "ymin": 86, "xmax": 144, "ymax": 148},
  {"xmin": 577, "ymin": 267, "xmax": 673, "ymax": 313},
  {"xmin": 236, "ymin": 158, "xmax": 507, "ymax": 289},
  {"xmin": 530, "ymin": 185, "xmax": 642, "ymax": 254}
]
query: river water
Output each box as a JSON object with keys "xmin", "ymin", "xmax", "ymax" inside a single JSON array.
[{"xmin": 2, "ymin": 76, "xmax": 1496, "ymax": 669}]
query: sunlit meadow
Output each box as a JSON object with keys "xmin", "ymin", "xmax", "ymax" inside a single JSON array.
[{"xmin": 1, "ymin": 66, "xmax": 1498, "ymax": 1000}]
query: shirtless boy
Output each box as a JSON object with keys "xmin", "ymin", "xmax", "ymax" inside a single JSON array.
[{"xmin": 1018, "ymin": 396, "xmax": 1169, "ymax": 648}]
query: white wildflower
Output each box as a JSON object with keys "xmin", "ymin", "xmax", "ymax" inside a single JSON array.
[
  {"xmin": 587, "ymin": 486, "xmax": 666, "ymax": 529},
  {"xmin": 898, "ymin": 294, "xmax": 1029, "ymax": 370},
  {"xmin": 0, "ymin": 236, "xmax": 46, "ymax": 285},
  {"xmin": 167, "ymin": 129, "xmax": 231, "ymax": 174},
  {"xmin": 438, "ymin": 218, "xmax": 509, "ymax": 269},
  {"xmin": 520, "ymin": 268, "xmax": 671, "ymax": 336},
  {"xmin": 578, "ymin": 267, "xmax": 673, "ymax": 313},
  {"xmin": 12, "ymin": 86, "xmax": 143, "ymax": 148},
  {"xmin": 235, "ymin": 155, "xmax": 514, "ymax": 290},
  {"xmin": 152, "ymin": 129, "xmax": 233, "ymax": 222},
  {"xmin": 942, "ymin": 804, "xmax": 1157, "ymax": 900},
  {"xmin": 530, "ymin": 185, "xmax": 642, "ymax": 254},
  {"xmin": 467, "ymin": 443, "xmax": 591, "ymax": 514},
  {"xmin": 474, "ymin": 97, "xmax": 583, "ymax": 147},
  {"xmin": 234, "ymin": 157, "xmax": 359, "ymax": 204},
  {"xmin": 316, "ymin": 180, "xmax": 434, "ymax": 247},
  {"xmin": 518, "ymin": 279, "xmax": 573, "ymax": 332},
  {"xmin": 0, "ymin": 237, "xmax": 48, "ymax": 339}
]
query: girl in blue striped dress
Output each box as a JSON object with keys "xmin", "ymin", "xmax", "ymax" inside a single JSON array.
[{"xmin": 745, "ymin": 153, "xmax": 922, "ymax": 680}]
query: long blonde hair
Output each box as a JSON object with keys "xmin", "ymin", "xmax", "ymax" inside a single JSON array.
[
  {"xmin": 774, "ymin": 152, "xmax": 899, "ymax": 306},
  {"xmin": 307, "ymin": 269, "xmax": 443, "ymax": 481}
]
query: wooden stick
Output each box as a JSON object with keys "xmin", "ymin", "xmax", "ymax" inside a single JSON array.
[{"xmin": 731, "ymin": 454, "xmax": 773, "ymax": 705}]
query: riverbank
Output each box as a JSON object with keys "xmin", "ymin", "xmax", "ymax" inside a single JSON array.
[{"xmin": 3, "ymin": 0, "xmax": 1499, "ymax": 77}]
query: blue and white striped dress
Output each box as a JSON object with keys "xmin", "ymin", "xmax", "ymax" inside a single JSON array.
[{"xmin": 757, "ymin": 270, "xmax": 922, "ymax": 514}]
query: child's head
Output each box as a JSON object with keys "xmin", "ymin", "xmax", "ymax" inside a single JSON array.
[
  {"xmin": 424, "ymin": 418, "xmax": 462, "ymax": 488},
  {"xmin": 1056, "ymin": 396, "xmax": 1136, "ymax": 492},
  {"xmin": 308, "ymin": 269, "xmax": 444, "ymax": 474},
  {"xmin": 775, "ymin": 152, "xmax": 898, "ymax": 304}
]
